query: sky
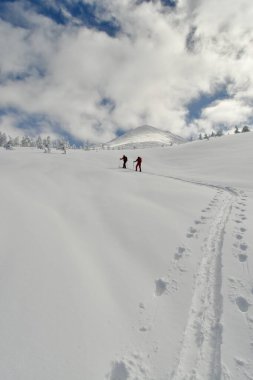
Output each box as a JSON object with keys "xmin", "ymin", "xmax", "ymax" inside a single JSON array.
[{"xmin": 0, "ymin": 0, "xmax": 253, "ymax": 143}]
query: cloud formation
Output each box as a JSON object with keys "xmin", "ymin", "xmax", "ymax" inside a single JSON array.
[{"xmin": 0, "ymin": 0, "xmax": 253, "ymax": 142}]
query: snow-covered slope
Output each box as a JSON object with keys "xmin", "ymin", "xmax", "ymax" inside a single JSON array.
[
  {"xmin": 0, "ymin": 132, "xmax": 253, "ymax": 380},
  {"xmin": 105, "ymin": 125, "xmax": 186, "ymax": 149}
]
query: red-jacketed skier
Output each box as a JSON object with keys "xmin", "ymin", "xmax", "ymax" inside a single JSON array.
[
  {"xmin": 120, "ymin": 155, "xmax": 128, "ymax": 169},
  {"xmin": 134, "ymin": 156, "xmax": 142, "ymax": 172}
]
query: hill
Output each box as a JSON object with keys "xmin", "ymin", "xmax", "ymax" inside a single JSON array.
[
  {"xmin": 0, "ymin": 132, "xmax": 252, "ymax": 380},
  {"xmin": 104, "ymin": 125, "xmax": 186, "ymax": 149}
]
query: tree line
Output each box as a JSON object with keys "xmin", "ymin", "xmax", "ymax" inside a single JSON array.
[
  {"xmin": 0, "ymin": 132, "xmax": 79, "ymax": 151},
  {"xmin": 198, "ymin": 125, "xmax": 250, "ymax": 140}
]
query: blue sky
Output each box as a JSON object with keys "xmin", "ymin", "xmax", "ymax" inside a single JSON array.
[
  {"xmin": 25, "ymin": 1, "xmax": 121, "ymax": 36},
  {"xmin": 186, "ymin": 86, "xmax": 229, "ymax": 121},
  {"xmin": 0, "ymin": 0, "xmax": 252, "ymax": 142}
]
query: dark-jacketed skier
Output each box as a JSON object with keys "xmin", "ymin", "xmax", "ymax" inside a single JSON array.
[
  {"xmin": 134, "ymin": 156, "xmax": 142, "ymax": 172},
  {"xmin": 120, "ymin": 155, "xmax": 128, "ymax": 169}
]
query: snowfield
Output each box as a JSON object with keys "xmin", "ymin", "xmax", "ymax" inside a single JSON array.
[{"xmin": 0, "ymin": 133, "xmax": 253, "ymax": 380}]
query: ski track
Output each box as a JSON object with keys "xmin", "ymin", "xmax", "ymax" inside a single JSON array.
[
  {"xmin": 172, "ymin": 191, "xmax": 233, "ymax": 380},
  {"xmin": 141, "ymin": 171, "xmax": 238, "ymax": 380},
  {"xmin": 107, "ymin": 169, "xmax": 241, "ymax": 380}
]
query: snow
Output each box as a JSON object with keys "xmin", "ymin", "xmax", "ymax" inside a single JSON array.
[
  {"xmin": 0, "ymin": 132, "xmax": 253, "ymax": 380},
  {"xmin": 105, "ymin": 125, "xmax": 186, "ymax": 149}
]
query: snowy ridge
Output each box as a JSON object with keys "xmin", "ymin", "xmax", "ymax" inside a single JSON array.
[{"xmin": 105, "ymin": 125, "xmax": 186, "ymax": 149}]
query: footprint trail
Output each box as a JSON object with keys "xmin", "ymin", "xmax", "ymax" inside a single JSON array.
[{"xmin": 172, "ymin": 189, "xmax": 235, "ymax": 380}]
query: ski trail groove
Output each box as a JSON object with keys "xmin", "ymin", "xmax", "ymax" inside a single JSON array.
[
  {"xmin": 141, "ymin": 171, "xmax": 237, "ymax": 380},
  {"xmin": 171, "ymin": 189, "xmax": 235, "ymax": 380},
  {"xmin": 116, "ymin": 168, "xmax": 238, "ymax": 379}
]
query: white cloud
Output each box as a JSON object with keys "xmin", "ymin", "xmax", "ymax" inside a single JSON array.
[
  {"xmin": 0, "ymin": 114, "xmax": 22, "ymax": 137},
  {"xmin": 193, "ymin": 99, "xmax": 252, "ymax": 134},
  {"xmin": 203, "ymin": 99, "xmax": 252, "ymax": 124},
  {"xmin": 0, "ymin": 0, "xmax": 253, "ymax": 142}
]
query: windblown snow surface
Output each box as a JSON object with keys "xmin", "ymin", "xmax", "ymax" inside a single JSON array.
[{"xmin": 0, "ymin": 133, "xmax": 253, "ymax": 380}]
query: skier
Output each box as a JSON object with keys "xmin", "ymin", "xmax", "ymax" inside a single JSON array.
[
  {"xmin": 120, "ymin": 154, "xmax": 128, "ymax": 169},
  {"xmin": 134, "ymin": 156, "xmax": 142, "ymax": 172}
]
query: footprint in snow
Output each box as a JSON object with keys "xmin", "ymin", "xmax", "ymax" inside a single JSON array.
[
  {"xmin": 238, "ymin": 254, "xmax": 248, "ymax": 263},
  {"xmin": 139, "ymin": 326, "xmax": 151, "ymax": 333},
  {"xmin": 174, "ymin": 246, "xmax": 185, "ymax": 260},
  {"xmin": 186, "ymin": 227, "xmax": 197, "ymax": 238},
  {"xmin": 108, "ymin": 361, "xmax": 129, "ymax": 380},
  {"xmin": 155, "ymin": 278, "xmax": 168, "ymax": 296},
  {"xmin": 234, "ymin": 357, "xmax": 246, "ymax": 367},
  {"xmin": 240, "ymin": 227, "xmax": 247, "ymax": 233},
  {"xmin": 235, "ymin": 234, "xmax": 243, "ymax": 240},
  {"xmin": 107, "ymin": 354, "xmax": 150, "ymax": 380},
  {"xmin": 240, "ymin": 243, "xmax": 248, "ymax": 251},
  {"xmin": 236, "ymin": 296, "xmax": 250, "ymax": 313}
]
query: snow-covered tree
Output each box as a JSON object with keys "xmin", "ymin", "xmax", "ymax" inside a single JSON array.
[
  {"xmin": 0, "ymin": 131, "xmax": 80, "ymax": 151},
  {"xmin": 56, "ymin": 139, "xmax": 67, "ymax": 153},
  {"xmin": 21, "ymin": 136, "xmax": 32, "ymax": 147},
  {"xmin": 0, "ymin": 132, "xmax": 7, "ymax": 147},
  {"xmin": 36, "ymin": 136, "xmax": 44, "ymax": 149},
  {"xmin": 30, "ymin": 138, "xmax": 36, "ymax": 147},
  {"xmin": 13, "ymin": 136, "xmax": 20, "ymax": 146},
  {"xmin": 4, "ymin": 139, "xmax": 14, "ymax": 150},
  {"xmin": 242, "ymin": 125, "xmax": 250, "ymax": 133},
  {"xmin": 216, "ymin": 129, "xmax": 223, "ymax": 137},
  {"xmin": 43, "ymin": 136, "xmax": 51, "ymax": 153}
]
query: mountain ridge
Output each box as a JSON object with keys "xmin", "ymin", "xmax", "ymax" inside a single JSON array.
[{"xmin": 104, "ymin": 125, "xmax": 186, "ymax": 149}]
